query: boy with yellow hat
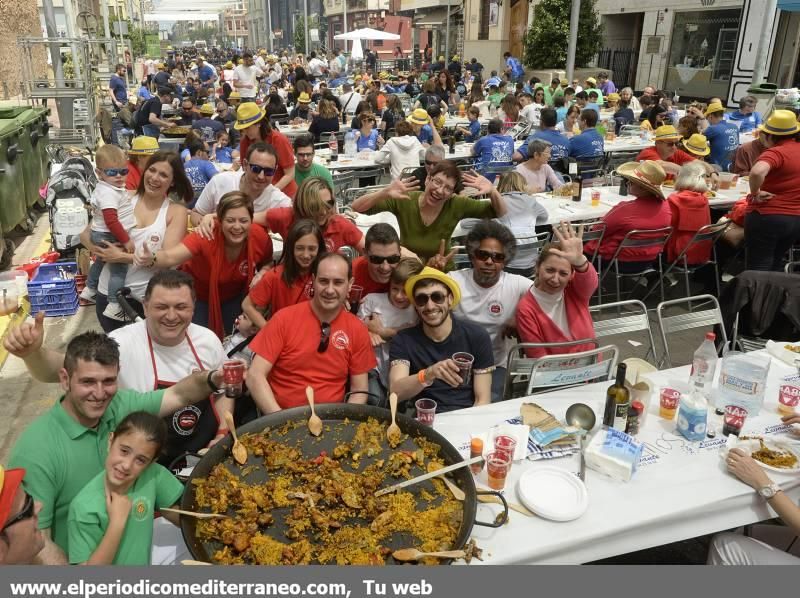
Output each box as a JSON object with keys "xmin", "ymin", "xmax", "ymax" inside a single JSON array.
[
  {"xmin": 636, "ymin": 125, "xmax": 696, "ymax": 175},
  {"xmin": 126, "ymin": 136, "xmax": 159, "ymax": 190}
]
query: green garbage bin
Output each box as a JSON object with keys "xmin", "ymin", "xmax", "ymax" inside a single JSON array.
[
  {"xmin": 12, "ymin": 109, "xmax": 40, "ymax": 209},
  {"xmin": 0, "ymin": 118, "xmax": 29, "ymax": 234}
]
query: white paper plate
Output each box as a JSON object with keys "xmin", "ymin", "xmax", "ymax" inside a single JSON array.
[
  {"xmin": 516, "ymin": 466, "xmax": 588, "ymax": 521},
  {"xmin": 722, "ymin": 436, "xmax": 800, "ymax": 473}
]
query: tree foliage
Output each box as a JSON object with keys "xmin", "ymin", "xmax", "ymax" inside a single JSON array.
[{"xmin": 524, "ymin": 0, "xmax": 604, "ymax": 69}]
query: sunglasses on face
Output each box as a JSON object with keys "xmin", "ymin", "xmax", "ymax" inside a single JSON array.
[
  {"xmin": 248, "ymin": 164, "xmax": 276, "ymax": 177},
  {"xmin": 2, "ymin": 491, "xmax": 34, "ymax": 533},
  {"xmin": 317, "ymin": 321, "xmax": 331, "ymax": 353},
  {"xmin": 101, "ymin": 168, "xmax": 129, "ymax": 177},
  {"xmin": 414, "ymin": 291, "xmax": 448, "ymax": 307},
  {"xmin": 474, "ymin": 249, "xmax": 506, "ymax": 263},
  {"xmin": 368, "ymin": 254, "xmax": 401, "ymax": 265}
]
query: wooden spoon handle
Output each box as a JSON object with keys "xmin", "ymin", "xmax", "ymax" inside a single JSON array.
[
  {"xmin": 181, "ymin": 559, "xmax": 212, "ymax": 566},
  {"xmin": 423, "ymin": 550, "xmax": 467, "ymax": 559},
  {"xmin": 161, "ymin": 507, "xmax": 227, "ymax": 519},
  {"xmin": 305, "ymin": 386, "xmax": 316, "ymax": 414},
  {"xmin": 389, "ymin": 392, "xmax": 398, "ymax": 424},
  {"xmin": 224, "ymin": 411, "xmax": 238, "ymax": 442}
]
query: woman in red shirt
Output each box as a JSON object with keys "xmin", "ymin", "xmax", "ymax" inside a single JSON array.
[
  {"xmin": 665, "ymin": 160, "xmax": 712, "ymax": 264},
  {"xmin": 745, "ymin": 109, "xmax": 800, "ymax": 271},
  {"xmin": 234, "ymin": 102, "xmax": 297, "ymax": 198},
  {"xmin": 259, "ymin": 176, "xmax": 365, "ymax": 253},
  {"xmin": 517, "ymin": 222, "xmax": 598, "ymax": 358},
  {"xmin": 242, "ymin": 219, "xmax": 324, "ymax": 330},
  {"xmin": 583, "ymin": 160, "xmax": 672, "ymax": 272},
  {"xmin": 135, "ymin": 191, "xmax": 273, "ymax": 338}
]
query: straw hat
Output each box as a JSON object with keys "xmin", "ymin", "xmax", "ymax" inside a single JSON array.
[
  {"xmin": 704, "ymin": 102, "xmax": 725, "ymax": 117},
  {"xmin": 407, "ymin": 108, "xmax": 430, "ymax": 126},
  {"xmin": 606, "ymin": 92, "xmax": 620, "ymax": 103},
  {"xmin": 758, "ymin": 109, "xmax": 800, "ymax": 136},
  {"xmin": 234, "ymin": 102, "xmax": 266, "ymax": 130},
  {"xmin": 560, "ymin": 78, "xmax": 569, "ymax": 86},
  {"xmin": 228, "ymin": 90, "xmax": 241, "ymax": 100},
  {"xmin": 224, "ymin": 60, "xmax": 234, "ymax": 69},
  {"xmin": 297, "ymin": 92, "xmax": 311, "ymax": 104},
  {"xmin": 585, "ymin": 77, "xmax": 597, "ymax": 86},
  {"xmin": 157, "ymin": 62, "xmax": 166, "ymax": 70},
  {"xmin": 0, "ymin": 466, "xmax": 26, "ymax": 530},
  {"xmin": 129, "ymin": 136, "xmax": 159, "ymax": 155},
  {"xmin": 683, "ymin": 134, "xmax": 711, "ymax": 157},
  {"xmin": 199, "ymin": 103, "xmax": 215, "ymax": 115},
  {"xmin": 404, "ymin": 267, "xmax": 461, "ymax": 309},
  {"xmin": 259, "ymin": 49, "xmax": 267, "ymax": 55},
  {"xmin": 616, "ymin": 160, "xmax": 666, "ymax": 199},
  {"xmin": 653, "ymin": 125, "xmax": 682, "ymax": 142}
]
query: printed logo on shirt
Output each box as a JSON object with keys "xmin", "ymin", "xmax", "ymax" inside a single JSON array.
[
  {"xmin": 132, "ymin": 496, "xmax": 151, "ymax": 522},
  {"xmin": 331, "ymin": 330, "xmax": 350, "ymax": 350},
  {"xmin": 239, "ymin": 260, "xmax": 249, "ymax": 276},
  {"xmin": 303, "ymin": 280, "xmax": 314, "ymax": 298},
  {"xmin": 149, "ymin": 233, "xmax": 162, "ymax": 246},
  {"xmin": 488, "ymin": 301, "xmax": 504, "ymax": 317},
  {"xmin": 172, "ymin": 405, "xmax": 201, "ymax": 436}
]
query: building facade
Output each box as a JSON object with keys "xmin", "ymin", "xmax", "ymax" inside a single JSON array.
[
  {"xmin": 462, "ymin": 0, "xmax": 531, "ymax": 74},
  {"xmin": 222, "ymin": 2, "xmax": 248, "ymax": 49},
  {"xmin": 325, "ymin": 0, "xmax": 412, "ymax": 58}
]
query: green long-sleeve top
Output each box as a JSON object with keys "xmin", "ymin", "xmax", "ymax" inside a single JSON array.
[{"xmin": 366, "ymin": 191, "xmax": 495, "ymax": 263}]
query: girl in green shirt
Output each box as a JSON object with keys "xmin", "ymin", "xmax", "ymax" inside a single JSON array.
[{"xmin": 67, "ymin": 412, "xmax": 183, "ymax": 565}]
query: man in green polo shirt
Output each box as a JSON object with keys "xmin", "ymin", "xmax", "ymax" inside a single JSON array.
[
  {"xmin": 293, "ymin": 134, "xmax": 334, "ymax": 188},
  {"xmin": 8, "ymin": 331, "xmax": 225, "ymax": 564}
]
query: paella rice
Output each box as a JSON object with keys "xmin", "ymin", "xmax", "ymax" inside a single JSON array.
[{"xmin": 191, "ymin": 418, "xmax": 463, "ymax": 565}]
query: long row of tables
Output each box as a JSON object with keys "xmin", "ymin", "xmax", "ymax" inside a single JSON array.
[{"xmin": 434, "ymin": 354, "xmax": 800, "ymax": 564}]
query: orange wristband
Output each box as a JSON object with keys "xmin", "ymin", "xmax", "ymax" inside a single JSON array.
[{"xmin": 418, "ymin": 369, "xmax": 432, "ymax": 387}]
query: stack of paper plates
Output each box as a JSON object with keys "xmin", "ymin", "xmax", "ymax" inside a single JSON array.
[{"xmin": 516, "ymin": 467, "xmax": 588, "ymax": 521}]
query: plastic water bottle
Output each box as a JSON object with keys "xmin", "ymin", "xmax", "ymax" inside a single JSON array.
[
  {"xmin": 689, "ymin": 332, "xmax": 718, "ymax": 401},
  {"xmin": 716, "ymin": 351, "xmax": 771, "ymax": 417},
  {"xmin": 344, "ymin": 130, "xmax": 356, "ymax": 157}
]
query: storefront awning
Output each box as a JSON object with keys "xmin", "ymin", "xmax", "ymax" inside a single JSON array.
[
  {"xmin": 778, "ymin": 0, "xmax": 800, "ymax": 10},
  {"xmin": 415, "ymin": 8, "xmax": 449, "ymax": 27}
]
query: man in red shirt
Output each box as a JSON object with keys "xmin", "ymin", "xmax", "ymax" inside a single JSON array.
[
  {"xmin": 352, "ymin": 223, "xmax": 402, "ymax": 296},
  {"xmin": 246, "ymin": 253, "xmax": 376, "ymax": 412},
  {"xmin": 636, "ymin": 125, "xmax": 695, "ymax": 176}
]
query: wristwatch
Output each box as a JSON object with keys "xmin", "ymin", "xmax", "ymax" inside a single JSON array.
[
  {"xmin": 206, "ymin": 369, "xmax": 221, "ymax": 393},
  {"xmin": 757, "ymin": 483, "xmax": 782, "ymax": 499}
]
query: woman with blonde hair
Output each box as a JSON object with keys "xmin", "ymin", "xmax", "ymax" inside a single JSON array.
[
  {"xmin": 259, "ymin": 177, "xmax": 365, "ymax": 253},
  {"xmin": 494, "ymin": 171, "xmax": 550, "ymax": 275},
  {"xmin": 498, "ymin": 94, "xmax": 520, "ymax": 130},
  {"xmin": 665, "ymin": 160, "xmax": 712, "ymax": 264}
]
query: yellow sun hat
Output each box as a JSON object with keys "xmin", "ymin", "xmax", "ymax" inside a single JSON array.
[
  {"xmin": 616, "ymin": 160, "xmax": 667, "ymax": 200},
  {"xmin": 407, "ymin": 108, "xmax": 430, "ymax": 125},
  {"xmin": 758, "ymin": 109, "xmax": 800, "ymax": 136},
  {"xmin": 234, "ymin": 102, "xmax": 266, "ymax": 130},
  {"xmin": 128, "ymin": 136, "xmax": 160, "ymax": 155},
  {"xmin": 653, "ymin": 125, "xmax": 682, "ymax": 142},
  {"xmin": 683, "ymin": 134, "xmax": 711, "ymax": 156}
]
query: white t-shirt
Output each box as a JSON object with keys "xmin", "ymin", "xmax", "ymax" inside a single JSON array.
[
  {"xmin": 90, "ymin": 181, "xmax": 136, "ymax": 234},
  {"xmin": 358, "ymin": 293, "xmax": 418, "ymax": 387},
  {"xmin": 98, "ymin": 195, "xmax": 169, "ymax": 300},
  {"xmin": 109, "ymin": 320, "xmax": 224, "ymax": 390},
  {"xmin": 520, "ymin": 103, "xmax": 542, "ymax": 127},
  {"xmin": 232, "ymin": 64, "xmax": 263, "ymax": 98},
  {"xmin": 530, "ymin": 285, "xmax": 570, "ymax": 337},
  {"xmin": 193, "ymin": 171, "xmax": 291, "ymax": 215},
  {"xmin": 449, "ymin": 269, "xmax": 531, "ymax": 367},
  {"xmin": 339, "ymin": 91, "xmax": 362, "ymax": 114},
  {"xmin": 329, "ymin": 57, "xmax": 342, "ymax": 76},
  {"xmin": 308, "ymin": 57, "xmax": 327, "ymax": 77}
]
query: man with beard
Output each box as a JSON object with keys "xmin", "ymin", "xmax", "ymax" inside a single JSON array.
[
  {"xmin": 6, "ymin": 331, "xmax": 224, "ymax": 563},
  {"xmin": 389, "ymin": 267, "xmax": 494, "ymax": 413},
  {"xmin": 3, "ymin": 270, "xmax": 228, "ymax": 467},
  {"xmin": 246, "ymin": 253, "xmax": 375, "ymax": 413},
  {"xmin": 448, "ymin": 221, "xmax": 531, "ymax": 402}
]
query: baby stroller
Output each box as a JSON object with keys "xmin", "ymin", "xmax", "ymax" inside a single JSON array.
[{"xmin": 45, "ymin": 156, "xmax": 96, "ymax": 255}]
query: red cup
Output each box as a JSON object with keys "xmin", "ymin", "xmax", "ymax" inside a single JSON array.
[
  {"xmin": 723, "ymin": 404, "xmax": 748, "ymax": 437},
  {"xmin": 486, "ymin": 451, "xmax": 512, "ymax": 490},
  {"xmin": 659, "ymin": 387, "xmax": 681, "ymax": 419},
  {"xmin": 222, "ymin": 359, "xmax": 246, "ymax": 398},
  {"xmin": 452, "ymin": 352, "xmax": 474, "ymax": 386},
  {"xmin": 493, "ymin": 434, "xmax": 518, "ymax": 471},
  {"xmin": 778, "ymin": 378, "xmax": 800, "ymax": 416},
  {"xmin": 415, "ymin": 398, "xmax": 436, "ymax": 426}
]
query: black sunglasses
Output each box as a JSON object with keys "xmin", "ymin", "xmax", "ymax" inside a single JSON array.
[
  {"xmin": 2, "ymin": 491, "xmax": 34, "ymax": 533},
  {"xmin": 317, "ymin": 322, "xmax": 331, "ymax": 353},
  {"xmin": 368, "ymin": 254, "xmax": 402, "ymax": 265},
  {"xmin": 474, "ymin": 249, "xmax": 506, "ymax": 263},
  {"xmin": 414, "ymin": 291, "xmax": 448, "ymax": 307},
  {"xmin": 101, "ymin": 168, "xmax": 129, "ymax": 177},
  {"xmin": 248, "ymin": 164, "xmax": 276, "ymax": 177}
]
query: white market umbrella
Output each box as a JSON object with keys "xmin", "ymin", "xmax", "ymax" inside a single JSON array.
[
  {"xmin": 333, "ymin": 27, "xmax": 400, "ymax": 41},
  {"xmin": 349, "ymin": 38, "xmax": 364, "ymax": 61}
]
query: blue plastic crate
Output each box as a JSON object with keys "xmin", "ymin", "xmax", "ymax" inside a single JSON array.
[
  {"xmin": 27, "ymin": 283, "xmax": 77, "ymax": 298},
  {"xmin": 30, "ymin": 294, "xmax": 79, "ymax": 317},
  {"xmin": 29, "ymin": 262, "xmax": 78, "ymax": 290}
]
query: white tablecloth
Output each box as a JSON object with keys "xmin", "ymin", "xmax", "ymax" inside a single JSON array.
[
  {"xmin": 434, "ymin": 355, "xmax": 800, "ymax": 564},
  {"xmin": 277, "ymin": 123, "xmax": 352, "ymax": 139}
]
